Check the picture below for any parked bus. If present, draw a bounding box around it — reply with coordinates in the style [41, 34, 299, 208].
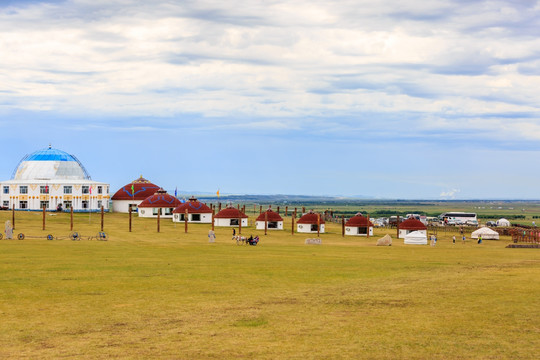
[439, 212, 478, 226]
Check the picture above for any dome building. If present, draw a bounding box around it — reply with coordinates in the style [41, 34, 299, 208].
[297, 211, 325, 233]
[214, 205, 248, 227]
[111, 176, 161, 213]
[0, 146, 109, 212]
[172, 196, 213, 223]
[345, 213, 373, 236]
[255, 208, 284, 230]
[137, 189, 181, 218]
[398, 217, 427, 238]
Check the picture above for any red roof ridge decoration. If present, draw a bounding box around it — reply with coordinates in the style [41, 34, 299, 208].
[138, 188, 181, 208]
[214, 205, 248, 219]
[345, 213, 373, 227]
[111, 175, 161, 200]
[256, 209, 283, 222]
[399, 217, 427, 230]
[173, 196, 212, 214]
[297, 211, 325, 224]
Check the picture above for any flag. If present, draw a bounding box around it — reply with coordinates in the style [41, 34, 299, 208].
[89, 186, 92, 194]
[217, 189, 220, 198]
[131, 184, 134, 197]
[175, 187, 177, 198]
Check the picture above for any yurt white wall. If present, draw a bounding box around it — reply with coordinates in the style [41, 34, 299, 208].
[296, 223, 325, 233]
[255, 221, 284, 230]
[173, 213, 212, 223]
[214, 218, 248, 227]
[345, 226, 373, 236]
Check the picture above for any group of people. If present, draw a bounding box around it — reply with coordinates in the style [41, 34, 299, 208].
[451, 234, 482, 244]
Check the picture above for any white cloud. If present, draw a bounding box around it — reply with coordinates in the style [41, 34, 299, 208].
[0, 0, 539, 141]
[440, 188, 460, 199]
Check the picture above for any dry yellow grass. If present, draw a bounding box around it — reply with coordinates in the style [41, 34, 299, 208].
[0, 210, 539, 359]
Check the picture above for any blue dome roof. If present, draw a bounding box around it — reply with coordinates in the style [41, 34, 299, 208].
[11, 146, 92, 180]
[26, 147, 77, 162]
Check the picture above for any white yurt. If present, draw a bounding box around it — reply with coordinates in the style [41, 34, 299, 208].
[398, 217, 427, 238]
[255, 208, 284, 230]
[172, 196, 213, 223]
[496, 218, 511, 227]
[471, 227, 499, 240]
[213, 205, 248, 227]
[296, 211, 325, 233]
[345, 213, 374, 236]
[404, 230, 428, 245]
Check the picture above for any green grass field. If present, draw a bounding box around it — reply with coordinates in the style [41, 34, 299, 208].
[0, 210, 539, 359]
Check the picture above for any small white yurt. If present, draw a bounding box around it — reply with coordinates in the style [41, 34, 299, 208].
[255, 208, 284, 230]
[297, 211, 325, 234]
[471, 227, 499, 240]
[345, 213, 374, 236]
[496, 218, 511, 227]
[404, 230, 428, 245]
[398, 217, 427, 238]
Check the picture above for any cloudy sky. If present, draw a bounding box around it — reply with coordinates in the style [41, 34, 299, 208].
[1, 0, 539, 199]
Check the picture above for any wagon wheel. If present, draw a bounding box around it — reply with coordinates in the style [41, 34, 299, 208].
[47, 234, 54, 241]
[97, 232, 108, 241]
[17, 233, 25, 240]
[69, 231, 80, 241]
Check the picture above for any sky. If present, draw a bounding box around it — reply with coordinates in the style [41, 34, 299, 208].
[1, 0, 540, 199]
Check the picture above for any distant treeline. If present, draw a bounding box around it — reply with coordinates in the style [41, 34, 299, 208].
[477, 215, 526, 220]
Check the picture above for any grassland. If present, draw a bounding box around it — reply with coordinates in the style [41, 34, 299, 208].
[0, 209, 539, 359]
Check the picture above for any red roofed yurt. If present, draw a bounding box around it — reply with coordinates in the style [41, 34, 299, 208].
[172, 196, 213, 223]
[255, 208, 284, 230]
[214, 205, 248, 227]
[398, 217, 427, 238]
[137, 189, 181, 218]
[111, 176, 161, 213]
[297, 211, 325, 233]
[345, 213, 373, 236]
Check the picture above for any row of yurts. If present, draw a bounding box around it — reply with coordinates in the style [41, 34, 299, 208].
[0, 146, 427, 237]
[112, 176, 427, 237]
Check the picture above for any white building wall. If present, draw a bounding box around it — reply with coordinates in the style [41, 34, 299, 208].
[296, 223, 325, 233]
[138, 207, 175, 218]
[399, 229, 427, 239]
[0, 180, 110, 212]
[172, 213, 212, 223]
[112, 200, 143, 213]
[345, 226, 373, 236]
[214, 218, 248, 227]
[255, 220, 283, 230]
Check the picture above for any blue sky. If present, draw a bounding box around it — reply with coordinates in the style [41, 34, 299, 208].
[1, 0, 540, 199]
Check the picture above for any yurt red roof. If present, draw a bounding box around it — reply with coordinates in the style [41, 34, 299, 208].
[399, 217, 427, 230]
[214, 206, 248, 219]
[138, 189, 181, 208]
[111, 176, 161, 201]
[256, 209, 283, 222]
[173, 196, 212, 214]
[345, 213, 373, 227]
[297, 211, 325, 224]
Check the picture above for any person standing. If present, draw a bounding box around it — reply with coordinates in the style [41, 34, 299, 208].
[5, 220, 13, 239]
[208, 230, 216, 243]
[462, 234, 466, 244]
[452, 235, 456, 244]
[477, 234, 482, 244]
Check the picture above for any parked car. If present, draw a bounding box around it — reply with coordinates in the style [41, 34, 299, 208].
[465, 220, 478, 226]
[486, 221, 497, 227]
